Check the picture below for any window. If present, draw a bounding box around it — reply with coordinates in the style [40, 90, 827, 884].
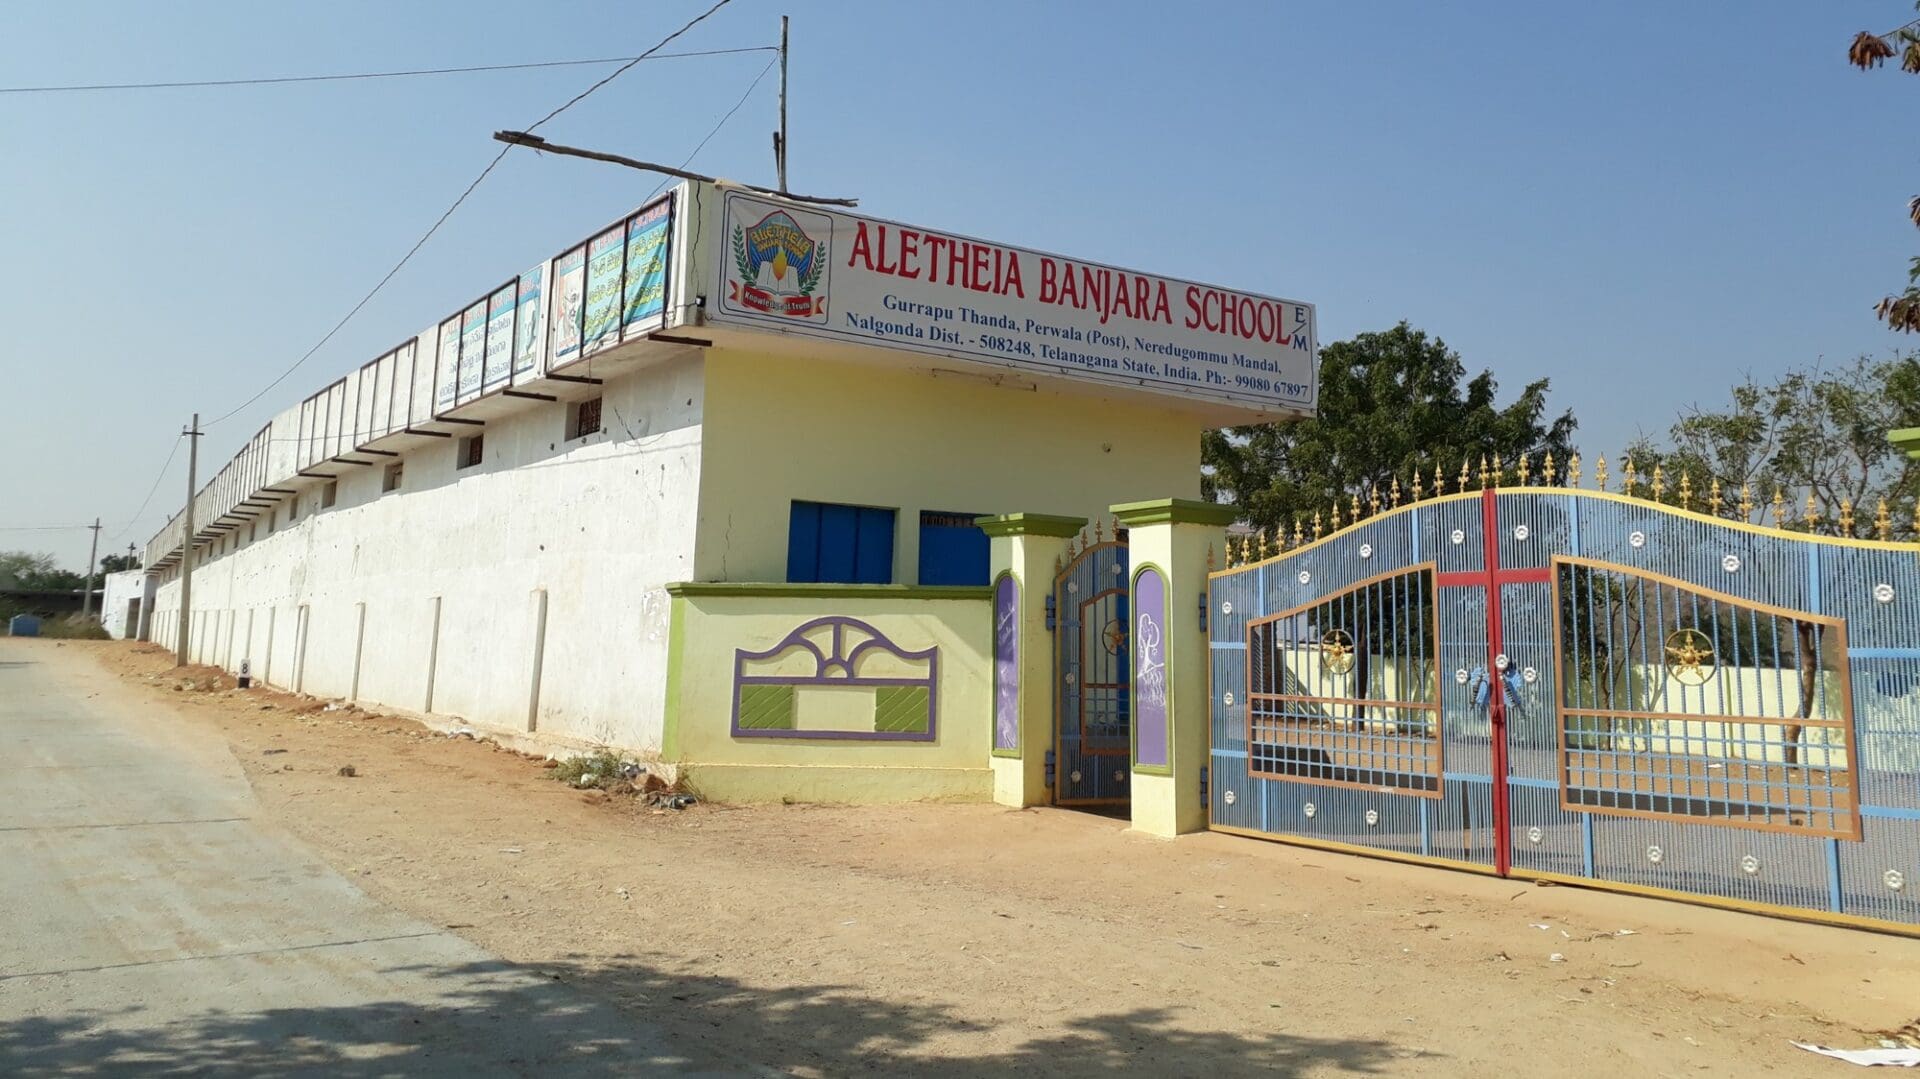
[458, 434, 484, 470]
[567, 396, 603, 440]
[319, 480, 337, 509]
[917, 510, 988, 586]
[787, 501, 895, 584]
[383, 462, 404, 492]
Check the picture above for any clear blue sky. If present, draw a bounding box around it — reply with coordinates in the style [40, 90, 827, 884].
[2, 1, 1913, 571]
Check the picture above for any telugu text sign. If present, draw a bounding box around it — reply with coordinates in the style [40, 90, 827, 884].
[712, 192, 1317, 414]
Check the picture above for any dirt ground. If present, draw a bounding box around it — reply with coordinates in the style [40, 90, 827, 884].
[52, 639, 1920, 1075]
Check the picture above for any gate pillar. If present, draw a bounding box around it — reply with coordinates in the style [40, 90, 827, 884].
[1112, 498, 1237, 837]
[977, 513, 1086, 807]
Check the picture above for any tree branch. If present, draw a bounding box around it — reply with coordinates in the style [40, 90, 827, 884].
[493, 131, 858, 206]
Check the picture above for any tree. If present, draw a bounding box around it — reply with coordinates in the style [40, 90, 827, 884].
[0, 551, 86, 591]
[1621, 353, 1920, 538]
[98, 553, 140, 573]
[1849, 7, 1920, 331]
[1203, 321, 1578, 533]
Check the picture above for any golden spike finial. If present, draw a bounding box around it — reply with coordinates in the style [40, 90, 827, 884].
[1738, 483, 1754, 522]
[1457, 457, 1471, 492]
[1569, 452, 1582, 488]
[1411, 469, 1425, 502]
[1054, 551, 1064, 574]
[1621, 455, 1636, 496]
[1330, 501, 1344, 530]
[1369, 485, 1382, 516]
[1351, 492, 1365, 523]
[1708, 476, 1722, 516]
[1222, 536, 1235, 568]
[1390, 475, 1403, 508]
[1093, 517, 1104, 543]
[1543, 452, 1557, 486]
[1593, 454, 1606, 491]
[1256, 529, 1269, 560]
[1516, 454, 1531, 487]
[1770, 487, 1788, 526]
[1650, 465, 1665, 501]
[1876, 497, 1892, 542]
[1478, 455, 1491, 489]
[1293, 517, 1305, 548]
[1491, 453, 1503, 487]
[1804, 491, 1819, 529]
[1312, 510, 1324, 540]
[1840, 498, 1856, 536]
[1677, 470, 1692, 511]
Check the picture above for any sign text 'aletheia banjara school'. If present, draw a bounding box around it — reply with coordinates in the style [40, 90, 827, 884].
[712, 191, 1317, 415]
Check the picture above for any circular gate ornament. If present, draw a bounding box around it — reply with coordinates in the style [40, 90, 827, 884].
[1321, 629, 1357, 675]
[1722, 553, 1742, 573]
[1359, 543, 1374, 559]
[1455, 668, 1470, 685]
[1114, 769, 1126, 783]
[1513, 524, 1531, 542]
[1364, 809, 1379, 827]
[1065, 672, 1077, 686]
[1629, 530, 1646, 549]
[1526, 826, 1543, 844]
[1739, 854, 1761, 876]
[1302, 802, 1318, 819]
[1875, 583, 1896, 604]
[1664, 628, 1716, 686]
[1223, 691, 1235, 706]
[1067, 580, 1079, 594]
[1495, 653, 1511, 671]
[1223, 789, 1237, 806]
[1070, 770, 1083, 783]
[1646, 844, 1665, 865]
[1221, 600, 1233, 615]
[1450, 529, 1466, 546]
[1297, 570, 1311, 585]
[1522, 666, 1539, 684]
[1887, 869, 1907, 892]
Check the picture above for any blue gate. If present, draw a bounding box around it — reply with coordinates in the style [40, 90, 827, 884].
[1209, 467, 1920, 934]
[1053, 528, 1131, 806]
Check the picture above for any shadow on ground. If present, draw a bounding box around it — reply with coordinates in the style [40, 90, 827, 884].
[2, 952, 1416, 1076]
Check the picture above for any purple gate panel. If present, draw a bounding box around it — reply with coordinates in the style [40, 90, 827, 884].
[1132, 567, 1169, 769]
[993, 574, 1020, 751]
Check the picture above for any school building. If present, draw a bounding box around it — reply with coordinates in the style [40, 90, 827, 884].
[140, 180, 1317, 833]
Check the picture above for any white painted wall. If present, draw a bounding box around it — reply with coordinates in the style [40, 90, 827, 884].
[148, 355, 705, 752]
[97, 570, 154, 639]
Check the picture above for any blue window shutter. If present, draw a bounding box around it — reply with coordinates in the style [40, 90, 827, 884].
[853, 507, 895, 584]
[917, 511, 989, 586]
[817, 503, 859, 583]
[787, 502, 822, 583]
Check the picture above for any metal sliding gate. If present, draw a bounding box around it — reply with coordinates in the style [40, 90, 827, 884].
[1208, 482, 1920, 932]
[1052, 529, 1131, 806]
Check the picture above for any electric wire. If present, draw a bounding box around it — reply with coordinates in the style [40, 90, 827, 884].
[0, 47, 776, 94]
[105, 434, 185, 545]
[201, 0, 740, 431]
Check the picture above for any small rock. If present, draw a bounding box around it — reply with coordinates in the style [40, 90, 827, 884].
[1549, 953, 1566, 963]
[263, 748, 287, 756]
[337, 765, 357, 777]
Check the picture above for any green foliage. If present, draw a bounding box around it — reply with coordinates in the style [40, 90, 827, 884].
[1622, 353, 1920, 537]
[0, 551, 85, 591]
[1847, 6, 1920, 331]
[549, 750, 640, 790]
[98, 553, 140, 573]
[1202, 322, 1577, 532]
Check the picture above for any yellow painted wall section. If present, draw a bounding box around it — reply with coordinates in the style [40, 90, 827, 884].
[693, 347, 1201, 583]
[669, 593, 992, 802]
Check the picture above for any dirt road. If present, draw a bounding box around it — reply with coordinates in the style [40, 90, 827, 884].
[14, 639, 1920, 1076]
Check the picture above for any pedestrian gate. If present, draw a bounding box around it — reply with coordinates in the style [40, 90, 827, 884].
[1053, 529, 1131, 805]
[1208, 481, 1920, 932]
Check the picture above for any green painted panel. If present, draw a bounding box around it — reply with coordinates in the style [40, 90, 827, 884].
[737, 684, 796, 730]
[872, 686, 931, 734]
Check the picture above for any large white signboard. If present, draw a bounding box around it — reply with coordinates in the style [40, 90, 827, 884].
[711, 191, 1317, 414]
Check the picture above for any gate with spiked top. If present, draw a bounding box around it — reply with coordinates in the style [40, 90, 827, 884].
[1052, 519, 1132, 806]
[1207, 454, 1920, 935]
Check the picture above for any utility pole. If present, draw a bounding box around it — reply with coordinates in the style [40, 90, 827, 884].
[777, 14, 789, 193]
[80, 518, 101, 619]
[177, 414, 201, 667]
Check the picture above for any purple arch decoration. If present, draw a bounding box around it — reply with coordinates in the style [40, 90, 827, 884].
[731, 616, 939, 741]
[993, 574, 1020, 751]
[1132, 566, 1170, 769]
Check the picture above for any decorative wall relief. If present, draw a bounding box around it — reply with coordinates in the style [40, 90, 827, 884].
[993, 573, 1020, 752]
[1132, 565, 1170, 770]
[731, 616, 939, 741]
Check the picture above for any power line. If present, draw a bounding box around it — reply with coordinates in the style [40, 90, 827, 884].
[202, 0, 739, 430]
[0, 525, 92, 532]
[105, 434, 184, 545]
[644, 55, 778, 203]
[0, 47, 776, 95]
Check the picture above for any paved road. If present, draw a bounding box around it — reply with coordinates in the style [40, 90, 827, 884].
[0, 640, 741, 1077]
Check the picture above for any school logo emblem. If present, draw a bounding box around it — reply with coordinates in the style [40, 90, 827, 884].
[728, 204, 829, 320]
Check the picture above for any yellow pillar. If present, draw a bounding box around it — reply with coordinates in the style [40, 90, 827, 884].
[1112, 498, 1235, 837]
[977, 513, 1085, 808]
